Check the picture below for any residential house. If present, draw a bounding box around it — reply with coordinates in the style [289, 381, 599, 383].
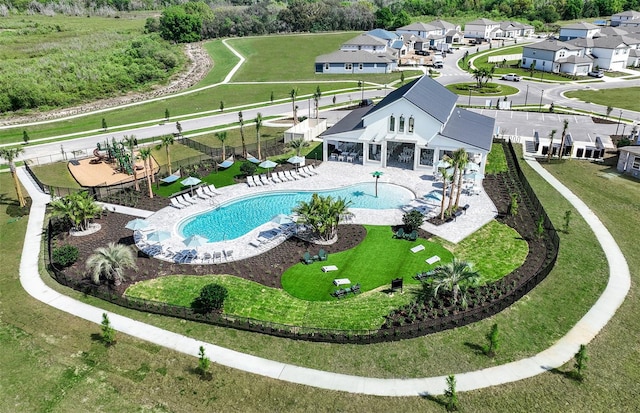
[611, 10, 640, 27]
[314, 50, 396, 74]
[497, 21, 534, 38]
[558, 22, 601, 41]
[428, 19, 464, 44]
[320, 75, 495, 174]
[521, 39, 591, 75]
[566, 36, 630, 71]
[340, 33, 388, 54]
[367, 29, 401, 47]
[616, 146, 640, 179]
[464, 18, 500, 40]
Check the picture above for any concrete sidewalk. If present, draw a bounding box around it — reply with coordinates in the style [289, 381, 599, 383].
[16, 161, 629, 396]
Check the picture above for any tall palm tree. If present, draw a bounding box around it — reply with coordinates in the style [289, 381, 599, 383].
[255, 113, 263, 160]
[290, 88, 298, 125]
[452, 149, 469, 209]
[158, 134, 175, 174]
[215, 131, 228, 161]
[0, 147, 26, 207]
[439, 165, 453, 220]
[286, 137, 309, 156]
[122, 135, 139, 191]
[558, 119, 569, 159]
[446, 149, 466, 214]
[138, 148, 154, 198]
[238, 111, 247, 158]
[546, 129, 557, 163]
[86, 242, 137, 286]
[428, 258, 480, 307]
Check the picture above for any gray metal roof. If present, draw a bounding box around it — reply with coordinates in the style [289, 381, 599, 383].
[441, 108, 495, 151]
[562, 22, 599, 30]
[613, 10, 640, 18]
[427, 19, 456, 30]
[525, 39, 582, 51]
[466, 18, 498, 26]
[397, 22, 438, 32]
[367, 75, 458, 124]
[315, 50, 392, 64]
[320, 106, 372, 137]
[342, 33, 388, 47]
[557, 55, 593, 64]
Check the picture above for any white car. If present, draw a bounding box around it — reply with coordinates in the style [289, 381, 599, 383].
[501, 73, 521, 82]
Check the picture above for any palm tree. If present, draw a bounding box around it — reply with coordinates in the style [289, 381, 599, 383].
[451, 149, 469, 210]
[86, 242, 137, 286]
[215, 131, 228, 161]
[439, 165, 453, 220]
[50, 191, 102, 231]
[485, 66, 495, 86]
[0, 147, 26, 207]
[255, 112, 263, 160]
[122, 135, 139, 191]
[471, 68, 485, 88]
[558, 119, 569, 159]
[428, 258, 480, 307]
[546, 129, 557, 163]
[290, 88, 298, 125]
[293, 194, 352, 241]
[238, 111, 247, 158]
[286, 137, 309, 156]
[138, 148, 154, 198]
[158, 134, 175, 174]
[314, 86, 322, 119]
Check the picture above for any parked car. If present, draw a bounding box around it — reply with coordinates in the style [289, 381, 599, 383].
[588, 70, 604, 78]
[501, 73, 521, 82]
[433, 61, 444, 69]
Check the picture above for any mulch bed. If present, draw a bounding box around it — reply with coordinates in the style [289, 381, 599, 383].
[53, 170, 544, 297]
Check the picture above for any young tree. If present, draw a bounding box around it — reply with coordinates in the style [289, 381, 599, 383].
[427, 259, 480, 308]
[137, 148, 154, 198]
[158, 134, 175, 175]
[0, 147, 27, 207]
[270, 91, 274, 103]
[22, 130, 29, 145]
[219, 100, 224, 112]
[558, 119, 569, 159]
[485, 323, 500, 357]
[164, 108, 170, 120]
[285, 137, 309, 156]
[215, 131, 228, 161]
[448, 148, 469, 213]
[101, 313, 116, 345]
[255, 112, 263, 160]
[197, 345, 210, 377]
[102, 118, 108, 131]
[238, 111, 247, 158]
[400, 71, 405, 85]
[86, 242, 137, 286]
[444, 375, 459, 411]
[314, 86, 322, 119]
[290, 88, 298, 125]
[606, 105, 613, 119]
[438, 165, 453, 220]
[546, 129, 557, 163]
[122, 135, 139, 191]
[192, 284, 228, 313]
[574, 344, 588, 381]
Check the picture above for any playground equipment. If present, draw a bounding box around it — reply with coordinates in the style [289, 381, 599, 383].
[94, 139, 134, 175]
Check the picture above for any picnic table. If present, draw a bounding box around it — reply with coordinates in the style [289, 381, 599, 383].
[333, 278, 350, 286]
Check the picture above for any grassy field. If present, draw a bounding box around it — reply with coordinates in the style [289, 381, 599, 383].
[446, 82, 519, 96]
[564, 86, 640, 112]
[2, 143, 638, 409]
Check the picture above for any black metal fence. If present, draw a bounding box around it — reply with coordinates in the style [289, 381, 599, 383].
[45, 141, 560, 344]
[181, 136, 285, 160]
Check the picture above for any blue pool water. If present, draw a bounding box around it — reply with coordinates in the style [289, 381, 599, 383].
[178, 182, 414, 242]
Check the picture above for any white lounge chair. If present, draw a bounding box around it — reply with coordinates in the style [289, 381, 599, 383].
[246, 175, 256, 187]
[176, 195, 192, 207]
[259, 174, 272, 185]
[182, 194, 198, 204]
[271, 173, 282, 184]
[205, 185, 221, 196]
[307, 164, 318, 175]
[170, 197, 185, 209]
[297, 168, 309, 178]
[195, 187, 210, 199]
[286, 170, 299, 180]
[214, 251, 222, 263]
[276, 171, 288, 182]
[224, 250, 234, 261]
[301, 166, 313, 177]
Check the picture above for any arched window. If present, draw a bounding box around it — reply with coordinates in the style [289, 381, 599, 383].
[389, 116, 395, 132]
[399, 115, 405, 132]
[408, 116, 415, 133]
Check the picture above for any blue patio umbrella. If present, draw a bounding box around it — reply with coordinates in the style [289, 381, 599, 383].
[259, 160, 278, 177]
[183, 234, 209, 247]
[288, 156, 305, 171]
[181, 176, 202, 195]
[436, 159, 451, 169]
[125, 218, 149, 231]
[424, 190, 443, 204]
[271, 214, 293, 225]
[465, 162, 480, 172]
[465, 172, 485, 181]
[147, 230, 171, 244]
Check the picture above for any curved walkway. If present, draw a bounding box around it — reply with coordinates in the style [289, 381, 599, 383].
[16, 159, 629, 396]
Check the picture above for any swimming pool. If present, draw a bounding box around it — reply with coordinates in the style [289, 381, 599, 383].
[178, 182, 414, 242]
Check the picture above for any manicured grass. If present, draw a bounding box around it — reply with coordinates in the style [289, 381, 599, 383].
[564, 86, 640, 112]
[29, 161, 81, 189]
[485, 142, 508, 174]
[150, 142, 206, 167]
[282, 226, 453, 301]
[189, 126, 287, 149]
[190, 39, 240, 88]
[446, 82, 519, 96]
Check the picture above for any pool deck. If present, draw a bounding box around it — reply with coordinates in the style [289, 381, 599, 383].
[141, 162, 498, 263]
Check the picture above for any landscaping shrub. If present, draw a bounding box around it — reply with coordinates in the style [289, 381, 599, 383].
[192, 284, 228, 313]
[402, 210, 424, 232]
[52, 244, 79, 267]
[240, 161, 257, 177]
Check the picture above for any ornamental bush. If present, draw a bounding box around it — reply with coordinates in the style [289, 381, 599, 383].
[192, 284, 228, 313]
[52, 244, 79, 267]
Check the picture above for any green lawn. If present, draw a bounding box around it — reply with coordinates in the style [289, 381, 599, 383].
[446, 82, 519, 96]
[28, 161, 81, 189]
[564, 86, 640, 112]
[189, 126, 287, 149]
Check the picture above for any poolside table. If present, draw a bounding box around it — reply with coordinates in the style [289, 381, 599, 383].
[322, 265, 338, 272]
[333, 278, 350, 286]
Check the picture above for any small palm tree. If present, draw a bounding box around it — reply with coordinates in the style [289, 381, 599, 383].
[546, 129, 557, 163]
[122, 135, 139, 191]
[439, 165, 453, 220]
[428, 258, 480, 307]
[558, 119, 569, 159]
[255, 112, 263, 160]
[238, 111, 247, 158]
[86, 242, 137, 286]
[215, 131, 228, 161]
[447, 148, 468, 213]
[313, 86, 322, 119]
[0, 147, 26, 207]
[137, 148, 154, 198]
[290, 88, 298, 125]
[158, 134, 175, 175]
[293, 194, 352, 241]
[50, 191, 102, 231]
[286, 137, 309, 156]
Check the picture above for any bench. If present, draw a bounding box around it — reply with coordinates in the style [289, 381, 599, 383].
[410, 244, 425, 253]
[426, 255, 441, 265]
[322, 265, 338, 272]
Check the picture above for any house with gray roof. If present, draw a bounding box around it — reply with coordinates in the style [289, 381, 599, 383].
[521, 39, 591, 75]
[559, 22, 601, 41]
[617, 146, 640, 179]
[340, 33, 389, 54]
[320, 75, 494, 174]
[314, 50, 396, 74]
[566, 35, 631, 71]
[611, 10, 640, 27]
[464, 18, 500, 40]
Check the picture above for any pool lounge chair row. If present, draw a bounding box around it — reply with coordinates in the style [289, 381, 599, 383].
[249, 225, 295, 249]
[159, 247, 233, 264]
[170, 186, 220, 209]
[246, 165, 318, 187]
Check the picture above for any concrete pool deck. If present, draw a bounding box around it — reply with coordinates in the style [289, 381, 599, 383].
[141, 161, 499, 263]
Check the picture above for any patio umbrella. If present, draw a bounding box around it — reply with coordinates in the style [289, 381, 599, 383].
[287, 156, 305, 171]
[146, 230, 171, 244]
[183, 234, 208, 248]
[465, 162, 480, 172]
[271, 214, 293, 225]
[424, 191, 443, 204]
[371, 171, 383, 197]
[181, 176, 202, 195]
[259, 160, 278, 177]
[125, 218, 149, 231]
[436, 159, 451, 169]
[465, 172, 485, 181]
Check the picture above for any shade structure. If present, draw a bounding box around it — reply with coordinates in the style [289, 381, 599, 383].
[424, 190, 443, 204]
[160, 174, 180, 184]
[246, 153, 261, 164]
[287, 156, 305, 164]
[181, 176, 202, 186]
[465, 172, 485, 181]
[183, 234, 208, 247]
[465, 162, 480, 172]
[147, 230, 171, 243]
[436, 160, 451, 168]
[259, 160, 278, 169]
[271, 214, 293, 225]
[125, 218, 149, 231]
[218, 156, 234, 169]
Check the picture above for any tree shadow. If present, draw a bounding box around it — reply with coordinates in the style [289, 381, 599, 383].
[464, 341, 486, 356]
[542, 365, 582, 382]
[419, 392, 447, 408]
